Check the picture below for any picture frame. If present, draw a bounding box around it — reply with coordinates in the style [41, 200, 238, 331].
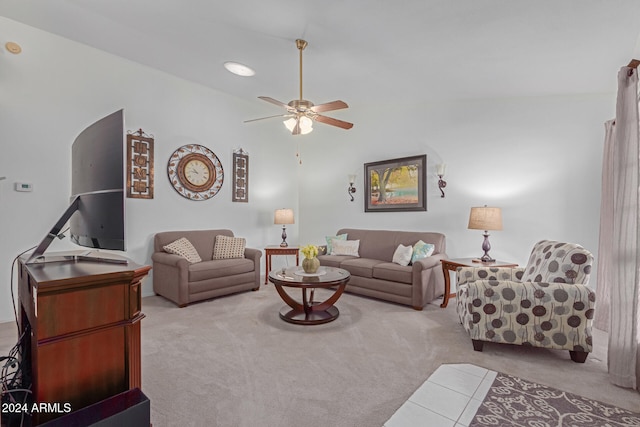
[364, 154, 427, 212]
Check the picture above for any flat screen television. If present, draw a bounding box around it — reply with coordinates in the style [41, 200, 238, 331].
[26, 109, 127, 264]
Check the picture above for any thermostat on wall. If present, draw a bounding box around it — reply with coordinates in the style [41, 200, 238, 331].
[15, 182, 33, 192]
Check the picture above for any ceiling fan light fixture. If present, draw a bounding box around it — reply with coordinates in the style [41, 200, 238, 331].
[246, 39, 352, 132]
[223, 61, 255, 77]
[284, 116, 313, 135]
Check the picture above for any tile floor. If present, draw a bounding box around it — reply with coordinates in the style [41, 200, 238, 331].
[384, 363, 497, 427]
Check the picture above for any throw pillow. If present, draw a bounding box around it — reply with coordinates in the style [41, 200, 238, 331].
[331, 239, 360, 257]
[163, 237, 202, 264]
[411, 240, 435, 264]
[213, 235, 246, 260]
[325, 233, 347, 255]
[392, 244, 413, 266]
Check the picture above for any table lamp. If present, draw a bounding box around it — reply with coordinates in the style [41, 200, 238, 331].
[274, 208, 294, 247]
[468, 206, 502, 262]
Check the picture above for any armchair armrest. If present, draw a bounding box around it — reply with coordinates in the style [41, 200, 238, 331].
[456, 266, 525, 286]
[462, 279, 594, 307]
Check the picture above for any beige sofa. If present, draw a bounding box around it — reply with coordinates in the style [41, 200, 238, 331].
[152, 229, 262, 307]
[317, 228, 447, 310]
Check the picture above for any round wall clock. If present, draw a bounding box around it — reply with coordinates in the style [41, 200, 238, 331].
[168, 144, 224, 200]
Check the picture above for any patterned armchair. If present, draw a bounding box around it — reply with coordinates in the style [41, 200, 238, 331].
[456, 240, 595, 363]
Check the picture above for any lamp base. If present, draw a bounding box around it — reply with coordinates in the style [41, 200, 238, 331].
[479, 232, 495, 263]
[280, 225, 288, 247]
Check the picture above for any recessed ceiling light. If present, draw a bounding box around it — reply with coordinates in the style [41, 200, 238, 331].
[224, 61, 255, 77]
[5, 41, 22, 54]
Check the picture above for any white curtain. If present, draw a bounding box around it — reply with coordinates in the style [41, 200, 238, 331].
[594, 120, 615, 332]
[596, 65, 640, 390]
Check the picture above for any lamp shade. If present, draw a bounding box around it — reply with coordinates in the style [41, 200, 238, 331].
[468, 206, 503, 231]
[274, 208, 295, 225]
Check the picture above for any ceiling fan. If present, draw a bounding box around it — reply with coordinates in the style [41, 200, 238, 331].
[245, 39, 353, 135]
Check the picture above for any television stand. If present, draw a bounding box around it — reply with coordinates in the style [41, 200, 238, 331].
[26, 250, 129, 265]
[17, 255, 150, 425]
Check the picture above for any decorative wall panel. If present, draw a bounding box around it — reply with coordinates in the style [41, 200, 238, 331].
[126, 130, 154, 199]
[232, 149, 249, 203]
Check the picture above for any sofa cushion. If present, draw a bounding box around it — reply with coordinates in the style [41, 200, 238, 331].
[332, 239, 360, 257]
[189, 258, 254, 282]
[411, 240, 435, 264]
[317, 254, 357, 268]
[392, 244, 413, 266]
[163, 237, 202, 264]
[213, 235, 246, 259]
[325, 233, 347, 255]
[339, 258, 384, 278]
[373, 262, 413, 284]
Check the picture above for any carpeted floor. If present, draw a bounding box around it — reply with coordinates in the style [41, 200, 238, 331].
[471, 371, 640, 426]
[1, 284, 639, 426]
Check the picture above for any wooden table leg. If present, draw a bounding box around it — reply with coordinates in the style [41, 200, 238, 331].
[275, 284, 346, 325]
[441, 263, 451, 308]
[265, 253, 271, 284]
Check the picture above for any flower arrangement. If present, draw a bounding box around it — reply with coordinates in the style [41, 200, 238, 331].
[300, 244, 319, 259]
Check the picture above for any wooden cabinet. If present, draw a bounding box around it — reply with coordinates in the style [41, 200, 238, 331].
[18, 254, 150, 425]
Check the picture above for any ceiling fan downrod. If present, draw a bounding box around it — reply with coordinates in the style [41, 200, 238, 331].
[296, 39, 307, 101]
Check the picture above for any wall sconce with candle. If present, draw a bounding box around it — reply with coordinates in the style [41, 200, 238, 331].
[437, 164, 447, 198]
[348, 174, 356, 201]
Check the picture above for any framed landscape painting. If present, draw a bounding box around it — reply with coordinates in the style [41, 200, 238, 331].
[364, 154, 427, 212]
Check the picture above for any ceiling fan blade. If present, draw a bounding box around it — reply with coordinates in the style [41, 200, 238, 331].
[258, 96, 290, 109]
[310, 100, 349, 113]
[244, 113, 293, 123]
[314, 114, 354, 130]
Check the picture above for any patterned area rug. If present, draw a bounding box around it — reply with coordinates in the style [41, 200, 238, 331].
[471, 372, 640, 426]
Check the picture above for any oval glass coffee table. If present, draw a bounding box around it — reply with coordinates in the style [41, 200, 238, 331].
[268, 266, 350, 325]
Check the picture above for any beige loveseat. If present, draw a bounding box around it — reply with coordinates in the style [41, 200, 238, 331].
[152, 229, 262, 307]
[317, 229, 447, 310]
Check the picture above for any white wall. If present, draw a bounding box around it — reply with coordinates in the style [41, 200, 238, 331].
[0, 17, 299, 323]
[298, 95, 612, 281]
[0, 17, 615, 323]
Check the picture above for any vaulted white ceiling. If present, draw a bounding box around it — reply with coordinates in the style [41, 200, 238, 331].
[2, 1, 640, 109]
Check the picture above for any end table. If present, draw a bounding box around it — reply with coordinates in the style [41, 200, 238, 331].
[440, 258, 518, 308]
[264, 246, 299, 284]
